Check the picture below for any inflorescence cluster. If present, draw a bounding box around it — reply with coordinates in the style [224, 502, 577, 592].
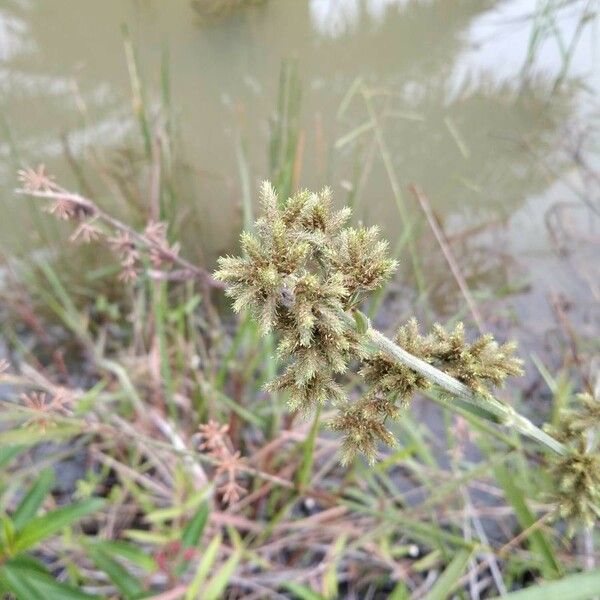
[545, 393, 600, 531]
[216, 183, 385, 417]
[333, 319, 523, 463]
[215, 183, 523, 464]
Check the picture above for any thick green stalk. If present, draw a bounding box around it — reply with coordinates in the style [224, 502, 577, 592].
[360, 322, 567, 456]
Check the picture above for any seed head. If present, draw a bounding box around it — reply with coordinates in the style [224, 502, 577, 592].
[550, 447, 600, 534]
[329, 226, 398, 296]
[19, 390, 70, 431]
[216, 184, 523, 463]
[428, 323, 523, 397]
[69, 220, 102, 244]
[216, 184, 396, 420]
[17, 164, 56, 192]
[546, 393, 600, 444]
[545, 392, 600, 532]
[330, 401, 397, 465]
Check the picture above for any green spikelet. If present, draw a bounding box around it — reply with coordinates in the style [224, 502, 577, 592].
[550, 447, 600, 534]
[329, 226, 398, 295]
[330, 401, 397, 466]
[428, 323, 523, 397]
[360, 319, 434, 402]
[545, 392, 600, 533]
[546, 393, 600, 443]
[216, 184, 396, 422]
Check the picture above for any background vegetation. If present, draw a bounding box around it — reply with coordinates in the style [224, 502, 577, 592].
[0, 1, 599, 598]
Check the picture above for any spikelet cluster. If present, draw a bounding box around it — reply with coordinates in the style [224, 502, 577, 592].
[545, 393, 600, 532]
[363, 320, 522, 398]
[215, 183, 396, 419]
[216, 183, 523, 464]
[331, 319, 523, 463]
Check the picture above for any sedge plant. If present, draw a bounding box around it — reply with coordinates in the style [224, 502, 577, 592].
[215, 181, 600, 531]
[15, 170, 600, 533]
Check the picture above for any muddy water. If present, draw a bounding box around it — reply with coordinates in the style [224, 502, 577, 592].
[0, 1, 598, 338]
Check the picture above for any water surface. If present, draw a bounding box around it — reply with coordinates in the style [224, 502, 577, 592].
[1, 0, 598, 337]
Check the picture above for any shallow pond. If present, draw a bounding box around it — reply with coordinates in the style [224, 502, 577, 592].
[1, 0, 598, 340]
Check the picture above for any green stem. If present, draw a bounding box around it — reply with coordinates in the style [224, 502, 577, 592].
[359, 322, 567, 456]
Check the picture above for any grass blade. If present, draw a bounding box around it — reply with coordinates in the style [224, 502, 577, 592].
[185, 534, 222, 600]
[0, 445, 26, 469]
[495, 464, 560, 578]
[0, 558, 99, 600]
[282, 582, 327, 600]
[92, 540, 157, 572]
[13, 469, 55, 530]
[203, 549, 242, 600]
[491, 569, 600, 599]
[86, 544, 143, 599]
[425, 548, 473, 600]
[14, 498, 104, 553]
[181, 501, 209, 549]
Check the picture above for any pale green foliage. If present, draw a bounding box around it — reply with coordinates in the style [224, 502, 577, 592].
[216, 183, 524, 464]
[545, 393, 600, 532]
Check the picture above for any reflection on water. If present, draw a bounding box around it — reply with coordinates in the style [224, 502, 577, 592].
[0, 8, 30, 62]
[309, 0, 418, 38]
[0, 0, 597, 329]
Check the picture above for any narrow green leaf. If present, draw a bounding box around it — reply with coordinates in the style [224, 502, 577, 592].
[185, 534, 222, 600]
[1, 515, 16, 553]
[14, 498, 104, 553]
[0, 565, 40, 600]
[0, 445, 26, 468]
[87, 545, 143, 599]
[146, 487, 212, 524]
[2, 554, 48, 573]
[343, 500, 475, 550]
[204, 549, 241, 600]
[389, 581, 410, 600]
[495, 464, 560, 578]
[323, 534, 347, 599]
[0, 426, 82, 447]
[281, 582, 327, 600]
[13, 469, 55, 530]
[182, 502, 209, 549]
[491, 569, 600, 599]
[92, 540, 157, 572]
[352, 309, 369, 335]
[297, 406, 321, 488]
[424, 548, 473, 600]
[0, 559, 99, 600]
[209, 386, 265, 427]
[124, 529, 170, 545]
